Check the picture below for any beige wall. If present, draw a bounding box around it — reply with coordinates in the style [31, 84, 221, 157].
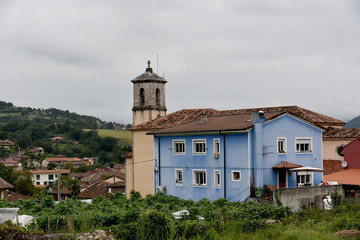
[133, 110, 166, 126]
[126, 130, 155, 197]
[323, 140, 351, 161]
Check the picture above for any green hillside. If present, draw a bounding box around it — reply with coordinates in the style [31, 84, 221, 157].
[84, 129, 132, 146]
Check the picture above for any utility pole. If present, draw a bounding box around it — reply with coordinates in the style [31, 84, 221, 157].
[57, 163, 61, 202]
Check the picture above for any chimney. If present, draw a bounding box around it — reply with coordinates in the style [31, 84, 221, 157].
[200, 114, 208, 124]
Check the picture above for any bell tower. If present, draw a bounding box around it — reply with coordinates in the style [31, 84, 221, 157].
[131, 60, 167, 125]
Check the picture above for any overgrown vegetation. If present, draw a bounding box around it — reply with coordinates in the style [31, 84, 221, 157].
[2, 192, 360, 239]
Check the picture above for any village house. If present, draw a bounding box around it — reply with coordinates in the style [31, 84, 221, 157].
[30, 169, 70, 187]
[41, 157, 83, 168]
[0, 177, 14, 200]
[0, 139, 14, 149]
[324, 137, 360, 187]
[126, 63, 350, 199]
[29, 147, 44, 155]
[149, 110, 326, 201]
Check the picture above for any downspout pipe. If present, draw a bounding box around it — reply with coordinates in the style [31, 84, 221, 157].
[220, 132, 226, 199]
[155, 136, 161, 189]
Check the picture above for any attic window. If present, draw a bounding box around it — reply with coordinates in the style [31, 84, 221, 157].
[336, 145, 344, 158]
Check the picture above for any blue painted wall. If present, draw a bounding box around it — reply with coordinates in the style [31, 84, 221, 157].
[154, 114, 323, 201]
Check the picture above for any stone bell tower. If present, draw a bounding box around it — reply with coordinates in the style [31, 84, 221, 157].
[131, 60, 167, 126]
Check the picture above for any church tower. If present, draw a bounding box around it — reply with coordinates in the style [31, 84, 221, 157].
[131, 60, 167, 126]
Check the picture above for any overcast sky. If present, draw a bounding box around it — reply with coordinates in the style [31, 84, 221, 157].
[1, 1, 360, 125]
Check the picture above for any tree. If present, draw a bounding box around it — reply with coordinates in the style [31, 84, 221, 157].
[11, 171, 35, 195]
[65, 178, 81, 197]
[0, 165, 13, 182]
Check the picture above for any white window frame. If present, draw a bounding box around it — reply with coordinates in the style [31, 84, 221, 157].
[213, 138, 220, 154]
[214, 170, 221, 188]
[175, 169, 183, 186]
[295, 138, 312, 153]
[277, 137, 287, 154]
[172, 140, 186, 155]
[232, 171, 241, 181]
[193, 169, 207, 186]
[297, 171, 313, 186]
[192, 139, 207, 155]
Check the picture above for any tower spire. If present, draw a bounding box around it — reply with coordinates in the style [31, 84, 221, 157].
[146, 60, 153, 73]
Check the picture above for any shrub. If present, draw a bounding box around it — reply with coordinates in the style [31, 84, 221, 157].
[174, 220, 209, 239]
[138, 210, 172, 240]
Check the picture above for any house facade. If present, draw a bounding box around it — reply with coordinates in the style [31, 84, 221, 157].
[30, 169, 70, 186]
[151, 111, 324, 202]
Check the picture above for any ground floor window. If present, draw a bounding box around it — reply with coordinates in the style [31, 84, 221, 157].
[175, 169, 183, 186]
[193, 170, 207, 186]
[297, 171, 313, 186]
[232, 171, 241, 181]
[214, 170, 221, 188]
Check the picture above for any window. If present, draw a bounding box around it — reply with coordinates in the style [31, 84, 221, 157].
[44, 181, 48, 185]
[48, 174, 54, 180]
[193, 170, 207, 186]
[232, 171, 241, 181]
[156, 88, 160, 106]
[296, 138, 312, 153]
[297, 171, 313, 186]
[193, 139, 206, 154]
[140, 88, 145, 105]
[214, 170, 221, 188]
[36, 182, 40, 185]
[173, 140, 185, 154]
[36, 175, 40, 180]
[49, 181, 54, 186]
[277, 138, 286, 153]
[213, 139, 220, 154]
[175, 169, 183, 186]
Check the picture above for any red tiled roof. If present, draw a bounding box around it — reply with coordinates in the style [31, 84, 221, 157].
[323, 127, 360, 140]
[30, 169, 70, 174]
[121, 153, 132, 158]
[45, 158, 82, 162]
[0, 177, 14, 189]
[273, 161, 303, 169]
[131, 106, 345, 131]
[324, 169, 360, 186]
[78, 181, 108, 199]
[150, 112, 282, 134]
[323, 160, 344, 176]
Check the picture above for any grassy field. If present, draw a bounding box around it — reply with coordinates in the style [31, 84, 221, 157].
[84, 129, 132, 146]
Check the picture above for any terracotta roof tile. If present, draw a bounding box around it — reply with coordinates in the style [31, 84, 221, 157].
[323, 127, 360, 140]
[150, 112, 286, 135]
[0, 177, 14, 189]
[323, 160, 345, 175]
[131, 106, 344, 131]
[45, 158, 82, 162]
[324, 169, 360, 185]
[273, 161, 303, 169]
[30, 169, 70, 174]
[78, 181, 108, 199]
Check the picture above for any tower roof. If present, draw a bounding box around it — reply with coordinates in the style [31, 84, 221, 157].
[131, 60, 167, 83]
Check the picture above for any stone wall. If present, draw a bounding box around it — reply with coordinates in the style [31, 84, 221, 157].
[272, 185, 344, 212]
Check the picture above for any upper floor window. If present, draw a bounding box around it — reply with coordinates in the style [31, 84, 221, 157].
[213, 139, 220, 154]
[156, 88, 160, 106]
[36, 175, 40, 180]
[175, 169, 183, 186]
[296, 138, 312, 153]
[277, 137, 287, 153]
[48, 174, 54, 180]
[140, 88, 145, 105]
[193, 170, 207, 186]
[193, 139, 206, 154]
[173, 140, 185, 154]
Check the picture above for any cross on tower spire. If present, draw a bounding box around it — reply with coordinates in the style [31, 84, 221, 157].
[146, 60, 153, 73]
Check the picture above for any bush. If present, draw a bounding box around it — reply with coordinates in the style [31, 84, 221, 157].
[138, 211, 172, 240]
[174, 220, 209, 239]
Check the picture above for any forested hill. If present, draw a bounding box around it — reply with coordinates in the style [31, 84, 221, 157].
[0, 100, 129, 129]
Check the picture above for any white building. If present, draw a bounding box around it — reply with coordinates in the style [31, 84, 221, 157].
[30, 169, 70, 186]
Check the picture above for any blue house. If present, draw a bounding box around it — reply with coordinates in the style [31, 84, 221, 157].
[149, 109, 324, 202]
